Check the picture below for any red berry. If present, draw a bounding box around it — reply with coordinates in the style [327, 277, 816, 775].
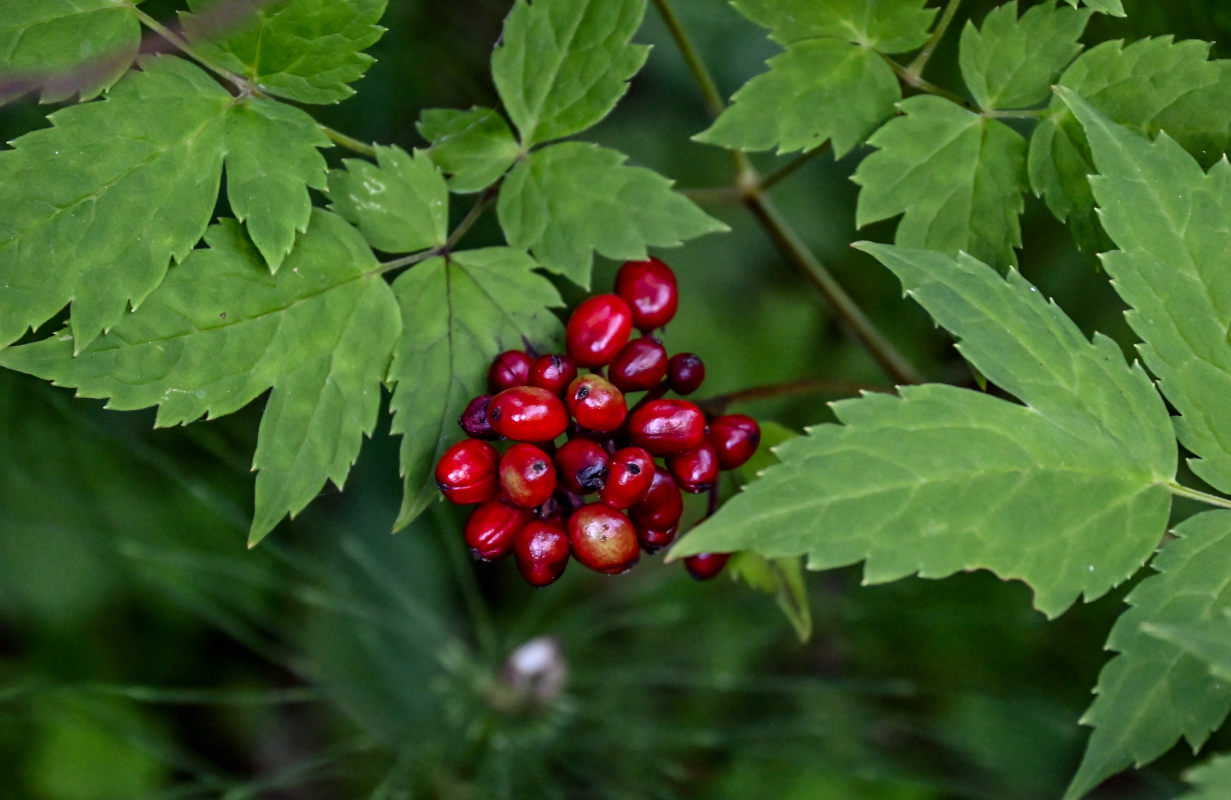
[629, 469, 683, 532]
[488, 386, 569, 442]
[464, 498, 530, 560]
[668, 442, 719, 493]
[615, 257, 678, 332]
[600, 446, 655, 509]
[458, 395, 498, 439]
[609, 336, 669, 392]
[708, 414, 761, 470]
[667, 353, 705, 395]
[636, 525, 677, 553]
[568, 503, 640, 574]
[488, 349, 533, 392]
[626, 399, 707, 455]
[553, 438, 610, 495]
[566, 374, 627, 432]
[435, 439, 499, 504]
[565, 294, 633, 368]
[499, 443, 557, 508]
[529, 353, 578, 396]
[514, 519, 571, 586]
[684, 552, 730, 581]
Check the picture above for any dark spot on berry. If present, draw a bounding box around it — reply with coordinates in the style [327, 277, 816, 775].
[532, 460, 546, 474]
[576, 385, 590, 400]
[750, 432, 761, 445]
[626, 463, 641, 475]
[578, 463, 608, 492]
[491, 407, 502, 421]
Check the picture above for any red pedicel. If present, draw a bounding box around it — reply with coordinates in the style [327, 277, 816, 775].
[599, 446, 655, 509]
[514, 519, 571, 586]
[528, 353, 578, 396]
[609, 336, 669, 392]
[487, 386, 569, 442]
[684, 552, 731, 581]
[629, 469, 684, 532]
[487, 349, 533, 392]
[568, 503, 640, 574]
[464, 498, 530, 561]
[668, 442, 719, 493]
[626, 399, 707, 455]
[667, 352, 705, 395]
[566, 374, 627, 432]
[708, 414, 762, 470]
[499, 443, 558, 508]
[553, 438, 610, 494]
[615, 257, 678, 332]
[565, 294, 633, 368]
[435, 439, 499, 504]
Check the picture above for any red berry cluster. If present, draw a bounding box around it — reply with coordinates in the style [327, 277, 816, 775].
[434, 257, 760, 587]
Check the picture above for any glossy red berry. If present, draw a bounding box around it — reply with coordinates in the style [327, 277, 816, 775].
[667, 353, 705, 395]
[458, 395, 498, 439]
[528, 353, 578, 396]
[629, 469, 683, 532]
[636, 525, 678, 553]
[684, 552, 730, 581]
[488, 349, 533, 392]
[609, 337, 669, 392]
[499, 443, 557, 508]
[668, 442, 719, 493]
[600, 446, 655, 509]
[568, 503, 640, 574]
[626, 399, 707, 455]
[435, 439, 499, 504]
[565, 294, 633, 368]
[514, 519, 571, 587]
[566, 374, 627, 432]
[553, 438, 610, 495]
[708, 414, 762, 470]
[464, 498, 530, 561]
[615, 257, 678, 332]
[488, 386, 569, 442]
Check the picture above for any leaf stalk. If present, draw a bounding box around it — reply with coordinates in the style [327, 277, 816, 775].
[1166, 481, 1231, 512]
[905, 0, 963, 79]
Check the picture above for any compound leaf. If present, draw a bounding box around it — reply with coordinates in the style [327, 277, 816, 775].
[730, 0, 936, 52]
[388, 248, 563, 530]
[224, 98, 330, 272]
[853, 95, 1027, 268]
[696, 38, 898, 157]
[959, 1, 1090, 111]
[0, 0, 141, 103]
[329, 145, 449, 254]
[0, 55, 230, 352]
[497, 142, 727, 288]
[672, 245, 1174, 619]
[492, 0, 648, 146]
[417, 106, 520, 193]
[0, 211, 399, 546]
[1064, 511, 1231, 800]
[1062, 89, 1231, 496]
[1179, 754, 1231, 800]
[1029, 38, 1231, 249]
[182, 0, 386, 104]
[1061, 0, 1124, 16]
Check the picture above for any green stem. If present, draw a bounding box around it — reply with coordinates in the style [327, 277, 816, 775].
[651, 0, 727, 121]
[983, 108, 1048, 120]
[372, 186, 498, 276]
[697, 377, 895, 415]
[906, 0, 963, 78]
[883, 52, 970, 106]
[759, 146, 828, 193]
[322, 124, 377, 157]
[1166, 481, 1231, 511]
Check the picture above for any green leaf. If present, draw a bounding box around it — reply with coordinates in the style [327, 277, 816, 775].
[727, 553, 812, 642]
[1180, 754, 1231, 800]
[695, 39, 899, 157]
[959, 1, 1090, 111]
[328, 145, 449, 254]
[1061, 89, 1231, 496]
[417, 107, 520, 193]
[672, 246, 1175, 619]
[1029, 38, 1231, 249]
[388, 248, 563, 529]
[0, 211, 400, 545]
[853, 95, 1028, 268]
[1061, 0, 1124, 16]
[491, 0, 649, 145]
[224, 98, 330, 271]
[497, 142, 727, 287]
[0, 55, 230, 352]
[0, 0, 141, 103]
[181, 0, 386, 104]
[1144, 613, 1231, 683]
[1064, 511, 1231, 800]
[730, 0, 936, 52]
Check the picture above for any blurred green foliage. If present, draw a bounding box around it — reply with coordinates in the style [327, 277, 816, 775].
[3, 0, 1230, 797]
